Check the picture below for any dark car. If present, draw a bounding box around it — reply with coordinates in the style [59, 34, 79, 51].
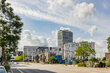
[0, 66, 7, 73]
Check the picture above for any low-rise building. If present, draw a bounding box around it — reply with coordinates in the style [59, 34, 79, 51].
[24, 46, 62, 61]
[64, 42, 95, 60]
[24, 46, 38, 61]
[64, 42, 79, 60]
[105, 52, 110, 61]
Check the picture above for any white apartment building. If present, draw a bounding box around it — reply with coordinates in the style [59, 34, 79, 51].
[64, 42, 95, 60]
[64, 42, 79, 60]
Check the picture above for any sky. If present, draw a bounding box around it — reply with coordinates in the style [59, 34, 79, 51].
[6, 0, 110, 58]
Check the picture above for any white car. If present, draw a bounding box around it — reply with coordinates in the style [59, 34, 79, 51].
[0, 66, 7, 73]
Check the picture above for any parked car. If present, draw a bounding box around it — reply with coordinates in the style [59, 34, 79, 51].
[0, 66, 7, 73]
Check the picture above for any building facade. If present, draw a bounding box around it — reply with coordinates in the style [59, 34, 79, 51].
[64, 42, 79, 60]
[24, 46, 62, 61]
[105, 52, 110, 61]
[64, 42, 95, 60]
[58, 30, 73, 49]
[24, 46, 38, 61]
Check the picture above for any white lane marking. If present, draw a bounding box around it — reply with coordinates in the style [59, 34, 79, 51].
[11, 69, 13, 73]
[17, 69, 24, 73]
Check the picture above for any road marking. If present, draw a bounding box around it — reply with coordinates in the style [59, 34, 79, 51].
[11, 69, 13, 73]
[17, 69, 24, 73]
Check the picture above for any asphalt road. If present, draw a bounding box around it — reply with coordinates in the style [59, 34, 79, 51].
[11, 63, 56, 73]
[11, 63, 110, 73]
[11, 68, 56, 73]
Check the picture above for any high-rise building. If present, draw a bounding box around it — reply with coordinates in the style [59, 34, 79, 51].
[58, 29, 73, 48]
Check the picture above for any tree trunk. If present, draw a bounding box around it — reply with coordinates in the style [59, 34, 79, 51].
[1, 47, 5, 65]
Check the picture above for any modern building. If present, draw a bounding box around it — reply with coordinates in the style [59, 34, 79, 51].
[24, 46, 38, 61]
[36, 47, 62, 55]
[58, 29, 73, 49]
[64, 42, 95, 60]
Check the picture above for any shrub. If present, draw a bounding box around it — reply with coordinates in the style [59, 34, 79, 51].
[15, 53, 27, 61]
[15, 56, 22, 61]
[74, 59, 80, 64]
[78, 63, 86, 67]
[106, 61, 110, 67]
[48, 56, 57, 64]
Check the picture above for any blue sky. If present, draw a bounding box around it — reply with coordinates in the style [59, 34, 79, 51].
[7, 0, 110, 58]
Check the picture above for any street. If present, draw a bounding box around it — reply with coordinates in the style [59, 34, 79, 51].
[11, 63, 110, 73]
[12, 68, 55, 73]
[11, 63, 55, 73]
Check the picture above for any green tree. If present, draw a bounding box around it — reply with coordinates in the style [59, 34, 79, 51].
[74, 41, 96, 61]
[107, 37, 110, 52]
[89, 57, 99, 63]
[0, 0, 23, 65]
[48, 56, 57, 64]
[102, 56, 106, 62]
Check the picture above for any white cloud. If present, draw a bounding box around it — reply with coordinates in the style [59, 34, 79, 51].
[47, 0, 73, 9]
[7, 0, 95, 36]
[60, 27, 71, 31]
[74, 2, 95, 20]
[51, 30, 58, 46]
[88, 25, 97, 37]
[18, 30, 56, 49]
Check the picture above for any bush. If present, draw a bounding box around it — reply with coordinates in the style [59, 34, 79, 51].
[15, 56, 22, 61]
[78, 63, 86, 67]
[74, 59, 80, 64]
[15, 53, 27, 61]
[106, 61, 110, 67]
[48, 56, 57, 64]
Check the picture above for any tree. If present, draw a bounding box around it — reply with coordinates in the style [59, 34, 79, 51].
[74, 41, 96, 62]
[89, 57, 99, 63]
[48, 56, 57, 64]
[102, 57, 106, 62]
[107, 37, 110, 52]
[0, 0, 23, 65]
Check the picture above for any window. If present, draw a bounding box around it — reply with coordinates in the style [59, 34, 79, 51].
[0, 67, 6, 73]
